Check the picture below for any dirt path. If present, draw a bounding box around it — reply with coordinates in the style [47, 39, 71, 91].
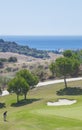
[36, 77, 82, 87]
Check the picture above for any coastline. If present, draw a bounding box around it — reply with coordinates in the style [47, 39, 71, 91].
[0, 35, 82, 50]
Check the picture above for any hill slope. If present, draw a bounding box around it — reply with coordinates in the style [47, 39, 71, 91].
[0, 39, 50, 58]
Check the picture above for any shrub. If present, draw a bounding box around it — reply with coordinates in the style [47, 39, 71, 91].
[8, 57, 17, 62]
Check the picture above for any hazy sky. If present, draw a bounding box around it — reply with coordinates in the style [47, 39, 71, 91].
[0, 0, 82, 35]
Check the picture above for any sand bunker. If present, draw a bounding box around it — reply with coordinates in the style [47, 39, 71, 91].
[47, 99, 77, 106]
[0, 90, 9, 96]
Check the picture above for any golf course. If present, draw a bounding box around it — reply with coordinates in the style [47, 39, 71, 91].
[0, 80, 82, 130]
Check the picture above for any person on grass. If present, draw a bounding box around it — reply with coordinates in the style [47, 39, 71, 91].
[3, 111, 7, 121]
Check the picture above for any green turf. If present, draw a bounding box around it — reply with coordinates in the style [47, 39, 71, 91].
[0, 80, 82, 130]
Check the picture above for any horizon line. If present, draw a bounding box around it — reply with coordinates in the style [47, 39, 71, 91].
[0, 34, 82, 37]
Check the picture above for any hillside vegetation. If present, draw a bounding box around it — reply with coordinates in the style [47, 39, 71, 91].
[0, 39, 50, 58]
[0, 39, 62, 82]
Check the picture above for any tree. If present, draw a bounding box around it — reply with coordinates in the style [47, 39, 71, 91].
[63, 50, 73, 58]
[71, 59, 80, 77]
[49, 62, 56, 78]
[8, 76, 29, 102]
[53, 57, 72, 88]
[21, 81, 29, 100]
[63, 50, 80, 61]
[8, 56, 17, 62]
[16, 69, 39, 88]
[0, 61, 4, 68]
[0, 87, 2, 95]
[0, 77, 10, 90]
[63, 50, 80, 77]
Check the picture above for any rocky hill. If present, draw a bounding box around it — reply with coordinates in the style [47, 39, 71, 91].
[0, 39, 50, 58]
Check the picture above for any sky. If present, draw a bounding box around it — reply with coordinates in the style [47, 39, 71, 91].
[0, 0, 82, 36]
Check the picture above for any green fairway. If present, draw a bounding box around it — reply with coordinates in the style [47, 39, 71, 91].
[0, 80, 82, 130]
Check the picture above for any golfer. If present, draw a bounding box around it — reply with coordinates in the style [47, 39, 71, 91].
[3, 111, 7, 121]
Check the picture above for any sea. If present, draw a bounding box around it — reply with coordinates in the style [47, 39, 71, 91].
[0, 35, 82, 51]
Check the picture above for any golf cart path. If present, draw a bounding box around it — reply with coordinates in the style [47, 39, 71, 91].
[2, 77, 82, 96]
[37, 77, 82, 87]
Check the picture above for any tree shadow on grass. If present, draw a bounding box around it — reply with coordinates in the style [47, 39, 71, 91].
[56, 87, 82, 96]
[0, 103, 6, 108]
[11, 98, 41, 107]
